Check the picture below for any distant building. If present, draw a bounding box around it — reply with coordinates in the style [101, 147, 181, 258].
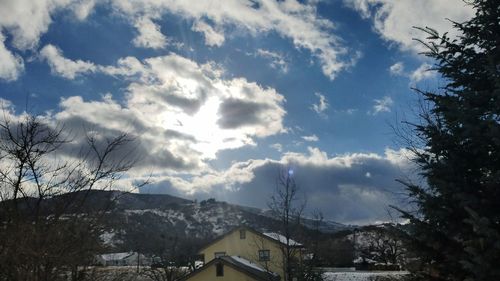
[96, 252, 149, 266]
[183, 225, 303, 281]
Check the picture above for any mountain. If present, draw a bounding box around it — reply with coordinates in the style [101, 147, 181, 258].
[67, 190, 352, 252]
[2, 190, 351, 253]
[256, 208, 354, 234]
[2, 189, 351, 251]
[1, 189, 357, 266]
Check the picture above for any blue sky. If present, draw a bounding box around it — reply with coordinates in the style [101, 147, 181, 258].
[0, 0, 473, 224]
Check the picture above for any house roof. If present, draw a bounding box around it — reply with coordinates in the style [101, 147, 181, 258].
[99, 252, 135, 261]
[179, 256, 280, 281]
[263, 232, 302, 247]
[198, 225, 304, 254]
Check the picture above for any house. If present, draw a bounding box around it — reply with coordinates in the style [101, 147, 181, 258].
[179, 255, 279, 281]
[96, 252, 149, 266]
[185, 225, 303, 280]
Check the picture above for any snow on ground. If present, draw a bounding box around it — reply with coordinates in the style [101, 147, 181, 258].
[323, 271, 408, 281]
[125, 209, 170, 217]
[100, 230, 122, 247]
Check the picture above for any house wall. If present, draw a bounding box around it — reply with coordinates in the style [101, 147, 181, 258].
[199, 228, 286, 278]
[185, 262, 260, 281]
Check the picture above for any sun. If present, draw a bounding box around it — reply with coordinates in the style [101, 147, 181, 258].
[161, 96, 237, 159]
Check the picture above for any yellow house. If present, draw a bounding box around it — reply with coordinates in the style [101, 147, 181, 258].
[183, 226, 303, 281]
[179, 255, 279, 281]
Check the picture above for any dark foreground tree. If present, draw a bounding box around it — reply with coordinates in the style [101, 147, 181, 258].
[397, 1, 500, 280]
[268, 167, 305, 281]
[138, 232, 204, 281]
[0, 112, 137, 281]
[268, 167, 325, 281]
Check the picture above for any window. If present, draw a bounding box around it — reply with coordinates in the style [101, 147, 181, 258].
[258, 250, 270, 261]
[214, 252, 226, 258]
[216, 262, 224, 276]
[240, 229, 246, 239]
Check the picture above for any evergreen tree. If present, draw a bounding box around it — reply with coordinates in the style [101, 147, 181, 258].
[397, 1, 500, 280]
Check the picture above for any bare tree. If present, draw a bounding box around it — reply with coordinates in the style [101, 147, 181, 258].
[268, 166, 306, 281]
[315, 234, 354, 267]
[0, 112, 139, 281]
[296, 210, 325, 281]
[355, 225, 406, 270]
[307, 210, 323, 264]
[139, 233, 189, 281]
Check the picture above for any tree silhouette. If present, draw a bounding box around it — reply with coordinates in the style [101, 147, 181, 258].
[268, 167, 305, 281]
[397, 1, 500, 280]
[0, 112, 138, 281]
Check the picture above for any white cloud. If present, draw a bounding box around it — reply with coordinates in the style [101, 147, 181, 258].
[0, 0, 71, 51]
[161, 146, 412, 193]
[255, 49, 289, 73]
[345, 108, 357, 115]
[39, 44, 97, 79]
[0, 0, 359, 81]
[0, 0, 106, 81]
[371, 96, 393, 115]
[192, 20, 225, 47]
[122, 55, 287, 159]
[311, 92, 329, 116]
[35, 50, 287, 168]
[0, 34, 24, 81]
[70, 0, 96, 21]
[389, 62, 436, 84]
[108, 0, 356, 79]
[302, 134, 319, 142]
[343, 0, 474, 53]
[0, 0, 78, 81]
[270, 143, 283, 152]
[0, 98, 16, 122]
[133, 17, 168, 49]
[410, 63, 435, 83]
[389, 62, 404, 76]
[100, 56, 145, 77]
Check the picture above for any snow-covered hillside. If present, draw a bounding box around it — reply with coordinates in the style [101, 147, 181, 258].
[91, 191, 350, 251]
[41, 190, 350, 252]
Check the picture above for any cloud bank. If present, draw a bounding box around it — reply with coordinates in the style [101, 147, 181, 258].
[146, 147, 414, 225]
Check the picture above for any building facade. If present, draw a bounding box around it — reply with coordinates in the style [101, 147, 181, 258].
[187, 226, 303, 280]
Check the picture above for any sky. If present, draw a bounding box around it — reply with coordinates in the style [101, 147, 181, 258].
[0, 0, 474, 225]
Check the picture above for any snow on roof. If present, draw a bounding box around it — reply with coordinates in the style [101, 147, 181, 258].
[230, 256, 267, 273]
[99, 252, 135, 261]
[263, 232, 302, 246]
